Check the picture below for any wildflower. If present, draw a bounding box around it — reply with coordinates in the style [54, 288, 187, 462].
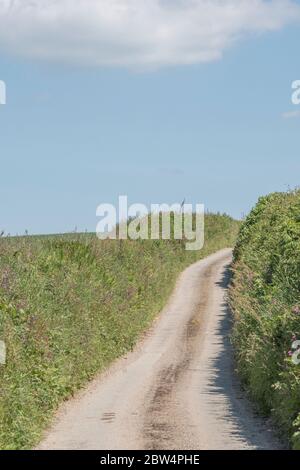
[292, 306, 300, 315]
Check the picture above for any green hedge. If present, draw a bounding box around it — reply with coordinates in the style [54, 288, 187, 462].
[230, 190, 300, 449]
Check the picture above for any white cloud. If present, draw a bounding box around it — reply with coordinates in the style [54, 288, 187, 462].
[282, 110, 300, 119]
[0, 0, 299, 68]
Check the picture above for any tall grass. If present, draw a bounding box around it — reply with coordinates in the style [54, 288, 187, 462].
[230, 191, 300, 448]
[0, 213, 239, 449]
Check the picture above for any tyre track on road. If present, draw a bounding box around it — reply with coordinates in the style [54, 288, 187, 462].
[38, 249, 283, 450]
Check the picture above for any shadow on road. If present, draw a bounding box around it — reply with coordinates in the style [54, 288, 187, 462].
[204, 264, 285, 450]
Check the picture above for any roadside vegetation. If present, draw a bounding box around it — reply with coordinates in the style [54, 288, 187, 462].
[230, 190, 300, 449]
[0, 213, 239, 449]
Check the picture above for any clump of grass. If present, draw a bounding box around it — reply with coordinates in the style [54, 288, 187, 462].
[0, 213, 239, 449]
[230, 190, 300, 448]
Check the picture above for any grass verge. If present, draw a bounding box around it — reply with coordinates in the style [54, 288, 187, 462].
[0, 213, 239, 449]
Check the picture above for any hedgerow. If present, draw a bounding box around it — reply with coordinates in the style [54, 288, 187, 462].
[230, 190, 300, 449]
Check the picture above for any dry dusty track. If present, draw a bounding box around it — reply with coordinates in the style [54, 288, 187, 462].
[38, 249, 283, 450]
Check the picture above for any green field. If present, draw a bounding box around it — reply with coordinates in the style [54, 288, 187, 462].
[230, 190, 300, 449]
[0, 213, 239, 449]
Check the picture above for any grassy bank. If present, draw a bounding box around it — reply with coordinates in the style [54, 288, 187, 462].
[0, 213, 239, 449]
[230, 190, 300, 449]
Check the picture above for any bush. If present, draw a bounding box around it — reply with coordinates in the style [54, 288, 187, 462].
[230, 190, 300, 448]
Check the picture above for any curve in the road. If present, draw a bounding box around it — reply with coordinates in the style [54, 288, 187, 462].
[38, 249, 283, 450]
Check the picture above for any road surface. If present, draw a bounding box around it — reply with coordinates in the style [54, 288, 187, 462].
[38, 249, 282, 450]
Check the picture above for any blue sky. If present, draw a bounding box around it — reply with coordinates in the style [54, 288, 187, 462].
[0, 0, 300, 235]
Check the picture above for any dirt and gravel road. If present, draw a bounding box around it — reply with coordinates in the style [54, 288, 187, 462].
[38, 248, 283, 450]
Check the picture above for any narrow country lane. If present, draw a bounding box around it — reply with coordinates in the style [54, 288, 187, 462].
[38, 249, 283, 450]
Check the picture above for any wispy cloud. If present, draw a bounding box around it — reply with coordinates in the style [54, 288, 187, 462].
[282, 110, 300, 119]
[0, 1, 299, 68]
[158, 167, 185, 176]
